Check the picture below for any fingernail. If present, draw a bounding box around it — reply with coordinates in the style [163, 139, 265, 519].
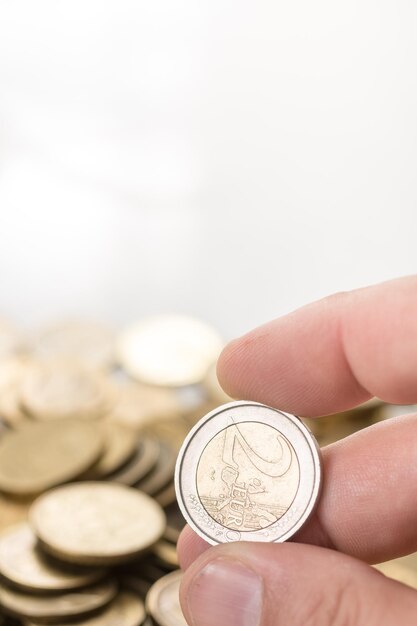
[186, 558, 263, 626]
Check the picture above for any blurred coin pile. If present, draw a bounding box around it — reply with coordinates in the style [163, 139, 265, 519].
[1, 314, 417, 626]
[0, 315, 227, 626]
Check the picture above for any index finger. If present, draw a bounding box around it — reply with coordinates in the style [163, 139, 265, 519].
[217, 275, 417, 416]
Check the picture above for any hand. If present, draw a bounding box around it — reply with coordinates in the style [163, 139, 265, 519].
[177, 275, 417, 626]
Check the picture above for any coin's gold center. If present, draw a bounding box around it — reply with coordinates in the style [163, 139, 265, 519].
[196, 421, 300, 533]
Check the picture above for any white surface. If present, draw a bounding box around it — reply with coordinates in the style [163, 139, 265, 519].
[0, 1, 416, 338]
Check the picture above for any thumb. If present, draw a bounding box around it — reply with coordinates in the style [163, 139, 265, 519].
[179, 542, 417, 626]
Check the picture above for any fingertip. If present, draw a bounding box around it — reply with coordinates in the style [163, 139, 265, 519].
[177, 525, 210, 570]
[180, 541, 417, 626]
[216, 334, 254, 400]
[216, 339, 236, 396]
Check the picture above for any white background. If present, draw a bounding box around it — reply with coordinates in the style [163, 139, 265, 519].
[0, 1, 416, 339]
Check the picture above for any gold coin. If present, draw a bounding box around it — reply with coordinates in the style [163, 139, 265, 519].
[146, 570, 186, 626]
[84, 422, 137, 479]
[0, 578, 116, 622]
[20, 362, 113, 421]
[0, 357, 28, 390]
[110, 438, 159, 486]
[0, 523, 105, 592]
[142, 417, 190, 453]
[30, 483, 166, 566]
[163, 504, 185, 544]
[394, 552, 417, 571]
[118, 566, 151, 599]
[0, 420, 8, 438]
[25, 591, 146, 626]
[0, 420, 103, 496]
[152, 541, 179, 569]
[0, 320, 25, 359]
[373, 403, 417, 422]
[303, 397, 383, 444]
[0, 358, 32, 427]
[137, 442, 177, 497]
[0, 384, 29, 428]
[117, 315, 223, 387]
[0, 493, 31, 532]
[33, 320, 115, 370]
[374, 561, 417, 590]
[135, 560, 168, 585]
[109, 382, 181, 430]
[155, 482, 176, 509]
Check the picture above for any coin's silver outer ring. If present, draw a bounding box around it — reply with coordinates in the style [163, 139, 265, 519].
[175, 401, 322, 545]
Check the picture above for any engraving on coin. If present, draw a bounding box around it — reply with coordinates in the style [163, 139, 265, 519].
[196, 422, 299, 532]
[175, 401, 322, 545]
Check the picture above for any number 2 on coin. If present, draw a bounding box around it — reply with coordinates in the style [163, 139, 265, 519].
[223, 421, 292, 478]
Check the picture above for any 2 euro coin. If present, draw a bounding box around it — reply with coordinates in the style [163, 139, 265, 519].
[175, 401, 322, 544]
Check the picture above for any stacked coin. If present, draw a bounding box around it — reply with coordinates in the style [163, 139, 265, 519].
[0, 313, 416, 626]
[0, 315, 228, 625]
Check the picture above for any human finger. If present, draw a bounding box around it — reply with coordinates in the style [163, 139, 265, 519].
[177, 525, 208, 570]
[217, 276, 417, 416]
[180, 541, 417, 626]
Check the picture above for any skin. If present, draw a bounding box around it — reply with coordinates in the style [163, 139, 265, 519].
[178, 275, 417, 625]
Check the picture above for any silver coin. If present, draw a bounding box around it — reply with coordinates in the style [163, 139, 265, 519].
[146, 570, 186, 626]
[175, 401, 322, 545]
